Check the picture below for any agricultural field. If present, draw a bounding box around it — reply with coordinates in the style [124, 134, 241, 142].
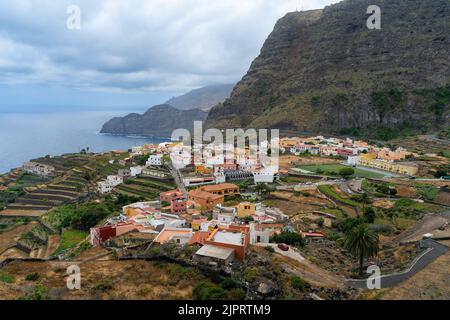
[115, 176, 176, 200]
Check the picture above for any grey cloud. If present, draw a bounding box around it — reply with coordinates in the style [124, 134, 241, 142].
[0, 0, 335, 92]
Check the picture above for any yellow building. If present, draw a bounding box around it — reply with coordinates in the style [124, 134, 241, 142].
[360, 153, 377, 161]
[359, 158, 418, 176]
[236, 202, 256, 218]
[191, 218, 208, 231]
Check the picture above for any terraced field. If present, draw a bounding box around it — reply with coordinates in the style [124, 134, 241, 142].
[2, 174, 88, 217]
[114, 176, 176, 200]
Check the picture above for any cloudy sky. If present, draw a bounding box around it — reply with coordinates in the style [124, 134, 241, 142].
[0, 0, 336, 110]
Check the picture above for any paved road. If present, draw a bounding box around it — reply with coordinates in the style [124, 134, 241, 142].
[167, 163, 187, 197]
[346, 239, 449, 289]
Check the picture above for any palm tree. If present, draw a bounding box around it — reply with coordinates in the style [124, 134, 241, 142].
[343, 224, 379, 275]
[357, 192, 372, 215]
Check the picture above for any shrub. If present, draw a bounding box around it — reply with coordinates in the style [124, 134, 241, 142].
[0, 271, 12, 283]
[227, 288, 246, 300]
[220, 278, 240, 290]
[93, 279, 113, 292]
[316, 217, 325, 227]
[243, 267, 260, 283]
[18, 284, 50, 300]
[291, 276, 306, 290]
[394, 198, 415, 208]
[241, 215, 254, 223]
[25, 273, 40, 281]
[339, 167, 355, 178]
[193, 281, 227, 300]
[265, 246, 275, 253]
[415, 184, 439, 201]
[270, 231, 305, 247]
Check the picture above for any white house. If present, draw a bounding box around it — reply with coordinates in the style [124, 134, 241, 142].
[253, 168, 279, 184]
[23, 162, 55, 177]
[347, 156, 361, 166]
[130, 166, 143, 177]
[213, 166, 226, 184]
[249, 223, 283, 244]
[146, 154, 164, 166]
[97, 175, 123, 194]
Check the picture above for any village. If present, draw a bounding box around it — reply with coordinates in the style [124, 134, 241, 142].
[0, 134, 449, 300]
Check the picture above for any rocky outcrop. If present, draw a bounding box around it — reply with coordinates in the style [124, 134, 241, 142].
[100, 104, 207, 137]
[206, 0, 450, 138]
[165, 84, 234, 111]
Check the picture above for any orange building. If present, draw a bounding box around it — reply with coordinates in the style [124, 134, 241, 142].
[188, 189, 224, 211]
[160, 189, 187, 214]
[199, 183, 240, 197]
[204, 225, 250, 261]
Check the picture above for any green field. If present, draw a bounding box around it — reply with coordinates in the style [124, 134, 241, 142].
[318, 185, 361, 207]
[53, 229, 88, 255]
[298, 164, 385, 178]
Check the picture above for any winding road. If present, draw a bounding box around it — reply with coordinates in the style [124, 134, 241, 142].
[346, 239, 449, 289]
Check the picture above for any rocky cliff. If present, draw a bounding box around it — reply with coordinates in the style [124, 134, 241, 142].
[165, 84, 234, 111]
[100, 104, 207, 137]
[206, 0, 450, 139]
[100, 84, 233, 137]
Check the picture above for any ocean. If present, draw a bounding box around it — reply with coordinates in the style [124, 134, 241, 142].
[0, 109, 170, 174]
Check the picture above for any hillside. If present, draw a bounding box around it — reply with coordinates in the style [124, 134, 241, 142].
[100, 104, 207, 137]
[206, 0, 450, 139]
[166, 84, 234, 111]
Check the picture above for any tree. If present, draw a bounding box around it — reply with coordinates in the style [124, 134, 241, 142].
[343, 224, 379, 275]
[352, 192, 372, 213]
[255, 183, 271, 196]
[434, 169, 447, 179]
[363, 207, 376, 224]
[339, 167, 355, 179]
[270, 231, 304, 247]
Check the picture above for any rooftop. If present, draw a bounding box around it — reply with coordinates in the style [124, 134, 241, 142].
[188, 189, 224, 200]
[201, 183, 239, 192]
[153, 228, 192, 244]
[195, 244, 235, 260]
[211, 230, 243, 245]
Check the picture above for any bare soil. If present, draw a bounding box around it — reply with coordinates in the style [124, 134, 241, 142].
[0, 222, 38, 253]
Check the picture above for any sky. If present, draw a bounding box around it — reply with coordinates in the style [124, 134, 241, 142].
[0, 0, 337, 111]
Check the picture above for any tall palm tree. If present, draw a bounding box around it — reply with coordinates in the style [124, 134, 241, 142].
[343, 224, 379, 275]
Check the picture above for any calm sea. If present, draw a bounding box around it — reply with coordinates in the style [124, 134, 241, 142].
[0, 109, 169, 174]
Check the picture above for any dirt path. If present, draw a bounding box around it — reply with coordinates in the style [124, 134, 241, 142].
[278, 256, 345, 289]
[44, 234, 61, 258]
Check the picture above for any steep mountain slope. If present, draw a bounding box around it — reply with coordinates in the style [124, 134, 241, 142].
[206, 0, 450, 139]
[166, 84, 234, 111]
[100, 104, 207, 137]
